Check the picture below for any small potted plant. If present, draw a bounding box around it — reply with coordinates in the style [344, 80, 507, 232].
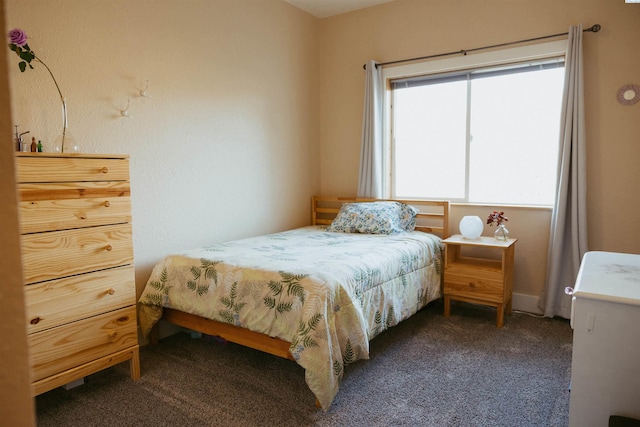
[487, 211, 509, 241]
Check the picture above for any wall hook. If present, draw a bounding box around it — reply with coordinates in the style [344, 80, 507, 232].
[120, 97, 132, 117]
[140, 80, 151, 98]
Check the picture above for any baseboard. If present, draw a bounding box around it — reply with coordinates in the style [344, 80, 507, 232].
[512, 292, 543, 315]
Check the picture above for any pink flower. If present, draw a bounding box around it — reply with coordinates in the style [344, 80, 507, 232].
[487, 210, 508, 226]
[8, 28, 27, 47]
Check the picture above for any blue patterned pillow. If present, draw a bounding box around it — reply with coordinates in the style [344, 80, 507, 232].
[399, 203, 419, 231]
[327, 201, 418, 234]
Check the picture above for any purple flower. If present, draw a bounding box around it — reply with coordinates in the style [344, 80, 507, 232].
[7, 28, 36, 73]
[8, 28, 27, 47]
[6, 27, 61, 96]
[7, 26, 68, 149]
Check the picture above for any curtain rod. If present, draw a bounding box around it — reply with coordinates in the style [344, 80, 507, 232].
[363, 24, 601, 70]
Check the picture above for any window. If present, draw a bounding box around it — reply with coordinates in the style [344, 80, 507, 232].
[384, 41, 567, 206]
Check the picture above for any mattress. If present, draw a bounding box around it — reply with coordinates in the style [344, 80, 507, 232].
[138, 225, 443, 409]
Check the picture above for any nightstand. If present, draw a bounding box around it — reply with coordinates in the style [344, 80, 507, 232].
[443, 234, 517, 328]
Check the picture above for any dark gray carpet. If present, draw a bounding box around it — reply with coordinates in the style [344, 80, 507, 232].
[35, 300, 573, 426]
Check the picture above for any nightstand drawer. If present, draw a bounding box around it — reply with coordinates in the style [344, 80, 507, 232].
[15, 156, 130, 183]
[28, 306, 138, 382]
[21, 223, 133, 284]
[25, 265, 135, 334]
[445, 270, 504, 302]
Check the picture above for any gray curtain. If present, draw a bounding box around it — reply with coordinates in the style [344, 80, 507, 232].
[539, 25, 589, 319]
[357, 60, 384, 198]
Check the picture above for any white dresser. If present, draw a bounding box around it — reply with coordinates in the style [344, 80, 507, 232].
[569, 251, 640, 426]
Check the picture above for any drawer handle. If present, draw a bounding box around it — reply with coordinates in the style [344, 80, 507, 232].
[30, 317, 41, 325]
[106, 288, 115, 295]
[101, 166, 109, 174]
[105, 244, 113, 251]
[108, 330, 118, 339]
[103, 200, 111, 208]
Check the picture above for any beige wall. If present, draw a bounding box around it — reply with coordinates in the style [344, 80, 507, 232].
[2, 0, 637, 330]
[318, 0, 640, 307]
[5, 0, 321, 296]
[2, 0, 638, 421]
[0, 0, 35, 423]
[4, 1, 320, 421]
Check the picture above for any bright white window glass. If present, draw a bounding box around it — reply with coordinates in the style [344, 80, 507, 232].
[390, 60, 564, 206]
[468, 67, 564, 205]
[393, 81, 467, 199]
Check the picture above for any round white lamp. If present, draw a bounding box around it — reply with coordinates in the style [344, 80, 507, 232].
[459, 216, 483, 239]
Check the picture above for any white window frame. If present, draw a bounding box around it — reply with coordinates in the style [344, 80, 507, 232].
[380, 40, 568, 203]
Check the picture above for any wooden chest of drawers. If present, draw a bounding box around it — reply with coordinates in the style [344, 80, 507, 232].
[15, 153, 140, 396]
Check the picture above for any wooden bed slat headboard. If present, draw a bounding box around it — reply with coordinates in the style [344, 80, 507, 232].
[311, 196, 450, 238]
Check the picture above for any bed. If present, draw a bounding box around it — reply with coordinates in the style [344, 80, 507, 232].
[137, 196, 449, 410]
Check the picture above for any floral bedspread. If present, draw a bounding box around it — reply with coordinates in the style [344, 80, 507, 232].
[138, 226, 443, 410]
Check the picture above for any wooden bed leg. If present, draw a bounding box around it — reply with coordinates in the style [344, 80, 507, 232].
[443, 295, 451, 318]
[496, 303, 505, 328]
[315, 398, 322, 409]
[150, 324, 159, 345]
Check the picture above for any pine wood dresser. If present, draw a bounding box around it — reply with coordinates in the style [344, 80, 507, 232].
[442, 234, 517, 328]
[15, 153, 140, 396]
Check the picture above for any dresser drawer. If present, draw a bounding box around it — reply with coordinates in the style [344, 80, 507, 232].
[21, 223, 133, 284]
[25, 265, 136, 334]
[29, 306, 137, 382]
[444, 269, 505, 302]
[19, 192, 131, 233]
[15, 156, 129, 183]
